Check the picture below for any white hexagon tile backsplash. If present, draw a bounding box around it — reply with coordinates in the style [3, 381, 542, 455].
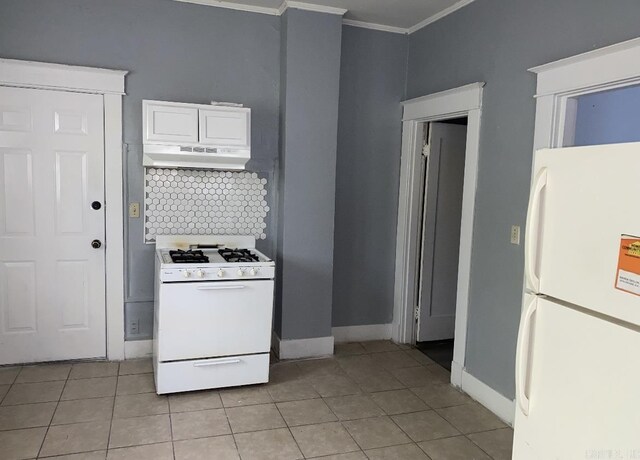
[144, 168, 269, 242]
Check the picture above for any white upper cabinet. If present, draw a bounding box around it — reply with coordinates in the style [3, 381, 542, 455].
[199, 107, 250, 148]
[144, 101, 199, 144]
[143, 100, 251, 169]
[143, 100, 250, 148]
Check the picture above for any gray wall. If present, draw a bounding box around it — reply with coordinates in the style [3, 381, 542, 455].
[332, 26, 407, 327]
[276, 9, 342, 340]
[0, 0, 280, 340]
[574, 85, 640, 146]
[407, 0, 640, 398]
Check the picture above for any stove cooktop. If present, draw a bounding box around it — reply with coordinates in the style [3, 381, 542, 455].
[159, 246, 272, 266]
[169, 249, 210, 264]
[218, 248, 260, 263]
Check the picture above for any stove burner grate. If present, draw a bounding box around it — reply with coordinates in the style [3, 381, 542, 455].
[169, 249, 210, 263]
[218, 248, 260, 263]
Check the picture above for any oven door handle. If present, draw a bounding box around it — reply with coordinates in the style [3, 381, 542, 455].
[196, 285, 246, 291]
[193, 358, 242, 367]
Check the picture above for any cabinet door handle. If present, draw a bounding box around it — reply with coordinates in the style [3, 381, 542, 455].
[196, 285, 246, 291]
[193, 359, 241, 367]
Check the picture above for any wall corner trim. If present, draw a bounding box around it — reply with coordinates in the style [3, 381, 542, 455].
[172, 0, 474, 34]
[174, 0, 280, 15]
[280, 1, 347, 16]
[272, 333, 335, 360]
[456, 369, 516, 426]
[407, 0, 475, 35]
[124, 340, 153, 360]
[332, 324, 392, 343]
[342, 19, 407, 35]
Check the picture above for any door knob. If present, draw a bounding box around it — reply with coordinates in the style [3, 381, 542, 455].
[91, 239, 102, 249]
[91, 201, 102, 210]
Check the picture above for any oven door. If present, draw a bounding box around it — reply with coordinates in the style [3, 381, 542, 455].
[157, 279, 273, 362]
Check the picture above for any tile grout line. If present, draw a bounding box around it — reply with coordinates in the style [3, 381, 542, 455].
[35, 365, 71, 458]
[105, 361, 120, 458]
[313, 384, 364, 458]
[0, 366, 20, 406]
[168, 403, 177, 460]
[463, 432, 498, 460]
[272, 396, 306, 458]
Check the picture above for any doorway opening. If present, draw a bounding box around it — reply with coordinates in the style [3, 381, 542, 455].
[415, 118, 468, 371]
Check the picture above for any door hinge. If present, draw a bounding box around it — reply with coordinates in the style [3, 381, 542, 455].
[421, 142, 429, 158]
[414, 306, 420, 321]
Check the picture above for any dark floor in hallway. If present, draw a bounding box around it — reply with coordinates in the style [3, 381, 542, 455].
[416, 339, 454, 371]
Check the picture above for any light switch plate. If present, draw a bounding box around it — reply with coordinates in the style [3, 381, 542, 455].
[511, 225, 521, 245]
[129, 202, 140, 218]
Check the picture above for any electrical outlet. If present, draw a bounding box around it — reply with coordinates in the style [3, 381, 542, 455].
[511, 225, 521, 245]
[129, 202, 140, 218]
[129, 319, 139, 335]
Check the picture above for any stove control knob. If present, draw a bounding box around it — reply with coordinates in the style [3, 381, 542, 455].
[183, 270, 191, 278]
[250, 268, 257, 276]
[217, 269, 224, 278]
[196, 270, 204, 278]
[237, 269, 244, 277]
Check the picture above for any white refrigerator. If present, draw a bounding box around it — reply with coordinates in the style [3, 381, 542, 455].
[512, 142, 640, 459]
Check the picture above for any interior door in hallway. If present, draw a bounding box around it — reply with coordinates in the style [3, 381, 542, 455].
[417, 121, 467, 342]
[0, 86, 106, 364]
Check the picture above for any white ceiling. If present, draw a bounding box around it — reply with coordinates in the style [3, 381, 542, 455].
[176, 0, 475, 33]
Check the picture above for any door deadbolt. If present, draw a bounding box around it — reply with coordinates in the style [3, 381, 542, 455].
[91, 201, 102, 210]
[91, 239, 102, 249]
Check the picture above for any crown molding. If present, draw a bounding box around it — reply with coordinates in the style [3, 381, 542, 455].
[279, 1, 347, 16]
[342, 19, 407, 35]
[174, 0, 474, 33]
[174, 0, 280, 15]
[407, 0, 475, 34]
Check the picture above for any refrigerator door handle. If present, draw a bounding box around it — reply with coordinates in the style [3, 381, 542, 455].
[524, 168, 548, 292]
[516, 296, 537, 416]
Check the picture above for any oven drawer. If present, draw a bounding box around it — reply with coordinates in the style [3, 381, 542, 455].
[157, 280, 273, 362]
[155, 353, 269, 394]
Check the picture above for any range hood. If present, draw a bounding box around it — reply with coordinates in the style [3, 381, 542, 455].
[142, 100, 251, 170]
[143, 144, 250, 170]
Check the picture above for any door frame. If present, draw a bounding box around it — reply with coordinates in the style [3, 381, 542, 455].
[0, 58, 128, 361]
[393, 82, 484, 387]
[530, 36, 640, 151]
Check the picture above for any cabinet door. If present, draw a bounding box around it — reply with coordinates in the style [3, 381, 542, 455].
[199, 107, 250, 147]
[144, 101, 198, 144]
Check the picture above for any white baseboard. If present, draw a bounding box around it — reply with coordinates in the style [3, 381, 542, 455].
[332, 323, 392, 343]
[272, 332, 334, 360]
[124, 339, 153, 359]
[456, 369, 516, 426]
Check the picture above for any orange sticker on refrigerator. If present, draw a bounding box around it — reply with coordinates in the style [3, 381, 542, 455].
[615, 235, 640, 296]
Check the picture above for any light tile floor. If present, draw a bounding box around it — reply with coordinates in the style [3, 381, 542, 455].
[0, 341, 513, 459]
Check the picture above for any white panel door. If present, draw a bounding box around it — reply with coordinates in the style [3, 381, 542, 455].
[144, 101, 198, 144]
[199, 107, 250, 148]
[0, 86, 105, 364]
[418, 122, 466, 342]
[527, 143, 640, 326]
[513, 296, 640, 458]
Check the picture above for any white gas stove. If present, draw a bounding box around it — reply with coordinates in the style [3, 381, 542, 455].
[153, 235, 275, 394]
